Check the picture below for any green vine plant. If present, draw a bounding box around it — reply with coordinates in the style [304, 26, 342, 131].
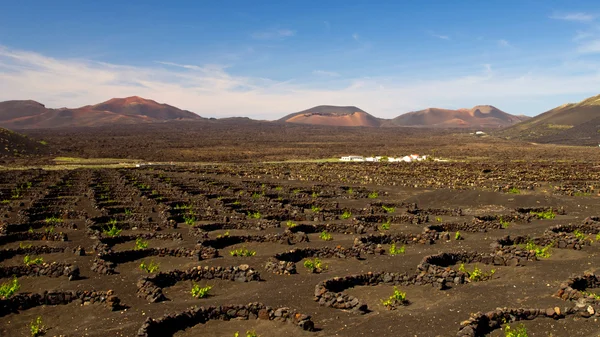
[103, 224, 122, 237]
[529, 209, 556, 220]
[29, 316, 46, 337]
[368, 191, 379, 199]
[134, 237, 149, 250]
[0, 277, 20, 299]
[522, 240, 552, 258]
[380, 219, 391, 231]
[286, 220, 297, 228]
[247, 211, 261, 219]
[458, 263, 495, 282]
[319, 231, 333, 241]
[304, 258, 327, 273]
[381, 287, 409, 309]
[24, 255, 44, 266]
[234, 331, 259, 337]
[230, 247, 256, 257]
[191, 283, 212, 298]
[139, 260, 160, 273]
[381, 205, 395, 214]
[340, 210, 352, 219]
[389, 243, 405, 256]
[503, 323, 528, 337]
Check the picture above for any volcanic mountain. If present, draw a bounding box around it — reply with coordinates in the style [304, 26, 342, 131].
[0, 96, 202, 129]
[498, 94, 600, 145]
[389, 105, 527, 128]
[279, 105, 381, 127]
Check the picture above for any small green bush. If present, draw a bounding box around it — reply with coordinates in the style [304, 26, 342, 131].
[0, 277, 20, 299]
[191, 283, 212, 298]
[247, 211, 261, 219]
[103, 224, 122, 237]
[319, 231, 333, 241]
[230, 247, 256, 257]
[304, 258, 326, 273]
[286, 220, 297, 228]
[341, 211, 352, 219]
[458, 263, 495, 282]
[530, 209, 556, 220]
[139, 260, 159, 273]
[30, 316, 45, 337]
[23, 255, 43, 266]
[382, 205, 395, 213]
[389, 243, 405, 256]
[504, 323, 528, 337]
[368, 191, 379, 199]
[134, 238, 149, 250]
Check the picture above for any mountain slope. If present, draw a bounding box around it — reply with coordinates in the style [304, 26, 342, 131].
[88, 96, 199, 120]
[499, 94, 600, 141]
[0, 97, 202, 129]
[390, 105, 526, 128]
[279, 105, 381, 127]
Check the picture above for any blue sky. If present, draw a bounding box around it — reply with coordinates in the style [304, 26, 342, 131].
[2, 0, 600, 119]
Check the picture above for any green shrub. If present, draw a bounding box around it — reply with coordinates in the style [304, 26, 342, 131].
[247, 211, 261, 219]
[44, 217, 63, 224]
[134, 238, 149, 250]
[139, 260, 159, 273]
[311, 206, 321, 213]
[381, 287, 408, 307]
[234, 331, 259, 337]
[389, 243, 405, 256]
[341, 211, 352, 219]
[508, 187, 521, 194]
[0, 277, 20, 299]
[30, 316, 45, 337]
[573, 230, 587, 241]
[380, 219, 391, 230]
[435, 217, 442, 222]
[216, 231, 230, 239]
[530, 209, 556, 220]
[183, 213, 197, 225]
[504, 323, 528, 337]
[19, 242, 32, 249]
[523, 241, 552, 258]
[455, 231, 462, 240]
[499, 217, 510, 228]
[382, 205, 395, 213]
[124, 208, 133, 215]
[191, 283, 212, 298]
[368, 191, 379, 198]
[458, 263, 495, 282]
[304, 258, 326, 273]
[230, 247, 256, 257]
[23, 255, 43, 266]
[286, 220, 297, 228]
[319, 231, 333, 241]
[103, 224, 122, 237]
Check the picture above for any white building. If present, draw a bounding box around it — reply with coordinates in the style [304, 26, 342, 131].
[340, 156, 365, 162]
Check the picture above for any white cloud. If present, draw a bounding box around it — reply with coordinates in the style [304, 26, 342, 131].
[352, 33, 360, 41]
[498, 39, 511, 48]
[2, 46, 600, 119]
[312, 70, 340, 77]
[550, 12, 595, 22]
[250, 28, 295, 40]
[430, 32, 450, 40]
[577, 39, 600, 53]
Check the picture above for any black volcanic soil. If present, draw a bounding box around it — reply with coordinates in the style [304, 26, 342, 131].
[19, 120, 600, 164]
[0, 163, 599, 336]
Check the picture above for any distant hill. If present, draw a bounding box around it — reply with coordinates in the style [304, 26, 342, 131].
[0, 96, 203, 129]
[0, 127, 50, 158]
[498, 94, 600, 143]
[279, 105, 381, 127]
[388, 105, 527, 128]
